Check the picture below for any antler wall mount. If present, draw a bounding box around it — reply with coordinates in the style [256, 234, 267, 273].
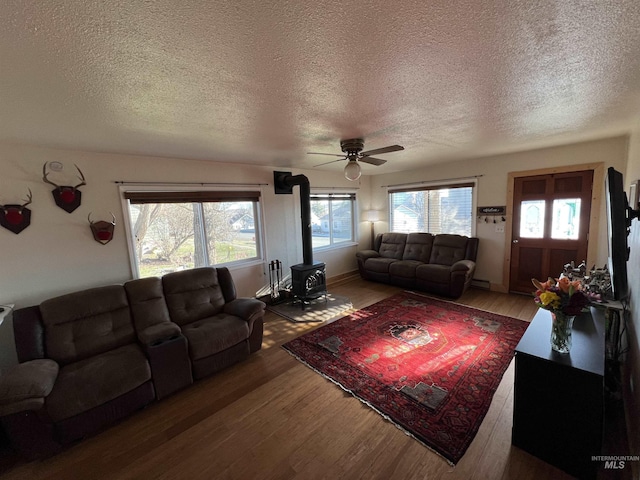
[42, 162, 86, 213]
[88, 212, 116, 245]
[0, 189, 33, 234]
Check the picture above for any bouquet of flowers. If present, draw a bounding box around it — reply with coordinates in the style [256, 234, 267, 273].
[532, 276, 591, 353]
[531, 276, 590, 316]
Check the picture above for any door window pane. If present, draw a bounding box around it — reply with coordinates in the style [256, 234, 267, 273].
[520, 200, 545, 238]
[551, 198, 581, 240]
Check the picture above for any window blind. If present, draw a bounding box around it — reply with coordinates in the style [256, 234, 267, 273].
[389, 184, 473, 236]
[388, 182, 475, 194]
[310, 193, 356, 200]
[124, 191, 261, 204]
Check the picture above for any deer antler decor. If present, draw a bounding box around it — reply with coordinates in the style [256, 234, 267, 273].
[42, 162, 86, 213]
[0, 189, 32, 234]
[88, 212, 116, 244]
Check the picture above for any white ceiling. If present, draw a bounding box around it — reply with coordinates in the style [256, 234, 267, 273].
[1, 1, 640, 175]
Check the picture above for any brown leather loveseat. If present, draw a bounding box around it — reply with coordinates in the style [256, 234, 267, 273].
[356, 232, 479, 298]
[0, 267, 264, 459]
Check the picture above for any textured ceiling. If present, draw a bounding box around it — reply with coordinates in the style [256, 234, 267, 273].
[1, 0, 640, 175]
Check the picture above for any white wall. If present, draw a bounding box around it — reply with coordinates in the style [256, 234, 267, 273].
[369, 136, 629, 289]
[0, 136, 629, 367]
[624, 123, 640, 463]
[0, 143, 365, 366]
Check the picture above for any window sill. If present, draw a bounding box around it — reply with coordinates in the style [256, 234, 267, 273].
[217, 258, 264, 271]
[313, 241, 358, 253]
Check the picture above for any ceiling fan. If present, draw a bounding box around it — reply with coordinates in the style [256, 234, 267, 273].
[308, 138, 404, 181]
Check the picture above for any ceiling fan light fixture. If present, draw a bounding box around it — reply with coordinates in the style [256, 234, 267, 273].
[344, 160, 361, 181]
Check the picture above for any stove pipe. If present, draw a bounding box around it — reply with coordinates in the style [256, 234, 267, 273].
[274, 172, 313, 265]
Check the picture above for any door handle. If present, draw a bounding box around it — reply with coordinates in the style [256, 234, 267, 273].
[512, 239, 519, 244]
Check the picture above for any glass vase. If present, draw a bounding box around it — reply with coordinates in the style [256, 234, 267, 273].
[550, 311, 576, 354]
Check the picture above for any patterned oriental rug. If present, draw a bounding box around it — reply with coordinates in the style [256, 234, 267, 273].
[281, 291, 528, 465]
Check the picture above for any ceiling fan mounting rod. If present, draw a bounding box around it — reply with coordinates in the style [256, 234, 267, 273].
[309, 138, 403, 170]
[340, 138, 364, 155]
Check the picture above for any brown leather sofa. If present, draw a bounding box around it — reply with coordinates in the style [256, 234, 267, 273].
[0, 267, 264, 459]
[356, 232, 479, 298]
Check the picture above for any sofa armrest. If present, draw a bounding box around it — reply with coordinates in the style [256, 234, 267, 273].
[0, 360, 58, 417]
[146, 334, 192, 400]
[451, 259, 476, 273]
[224, 298, 266, 323]
[13, 306, 46, 362]
[356, 249, 380, 261]
[449, 260, 477, 298]
[138, 322, 182, 346]
[356, 249, 381, 280]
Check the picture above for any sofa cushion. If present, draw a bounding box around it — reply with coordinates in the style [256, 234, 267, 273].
[415, 264, 452, 284]
[402, 233, 434, 262]
[364, 257, 398, 274]
[389, 260, 422, 278]
[377, 233, 407, 259]
[40, 286, 135, 366]
[124, 277, 181, 344]
[181, 314, 250, 361]
[163, 267, 227, 326]
[45, 344, 151, 422]
[429, 234, 469, 266]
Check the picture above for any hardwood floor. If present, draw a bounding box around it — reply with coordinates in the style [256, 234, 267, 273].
[0, 278, 623, 479]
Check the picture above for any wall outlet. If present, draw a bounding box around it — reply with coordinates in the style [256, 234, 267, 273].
[495, 224, 505, 233]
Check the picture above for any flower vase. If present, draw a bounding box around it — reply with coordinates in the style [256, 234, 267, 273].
[550, 311, 576, 353]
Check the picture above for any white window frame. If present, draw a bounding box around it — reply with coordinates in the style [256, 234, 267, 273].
[388, 179, 477, 236]
[119, 185, 266, 278]
[310, 190, 358, 251]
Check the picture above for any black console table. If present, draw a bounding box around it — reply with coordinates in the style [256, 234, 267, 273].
[512, 307, 605, 479]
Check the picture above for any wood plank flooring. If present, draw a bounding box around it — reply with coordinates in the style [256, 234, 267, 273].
[0, 277, 622, 479]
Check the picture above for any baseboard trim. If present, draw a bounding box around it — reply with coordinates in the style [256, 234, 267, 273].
[470, 279, 490, 290]
[472, 278, 509, 293]
[327, 270, 360, 287]
[490, 283, 509, 293]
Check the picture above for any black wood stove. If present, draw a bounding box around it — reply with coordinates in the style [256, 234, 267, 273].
[274, 171, 327, 305]
[291, 261, 326, 301]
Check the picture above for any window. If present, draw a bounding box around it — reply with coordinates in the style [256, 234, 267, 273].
[310, 193, 356, 249]
[123, 189, 262, 278]
[517, 198, 583, 240]
[551, 198, 581, 240]
[389, 182, 474, 236]
[520, 200, 545, 238]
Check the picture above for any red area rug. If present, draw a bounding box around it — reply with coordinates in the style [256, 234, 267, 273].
[282, 291, 528, 465]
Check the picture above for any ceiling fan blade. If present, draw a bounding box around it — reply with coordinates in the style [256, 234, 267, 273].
[359, 157, 387, 166]
[307, 152, 346, 157]
[314, 158, 347, 167]
[360, 145, 404, 157]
